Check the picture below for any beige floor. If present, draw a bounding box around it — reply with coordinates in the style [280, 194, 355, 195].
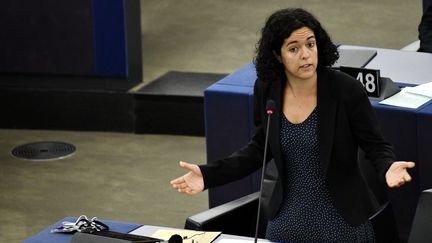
[0, 0, 422, 242]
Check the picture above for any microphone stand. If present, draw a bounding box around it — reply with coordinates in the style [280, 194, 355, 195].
[254, 103, 274, 243]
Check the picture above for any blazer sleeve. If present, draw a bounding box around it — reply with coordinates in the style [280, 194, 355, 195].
[345, 77, 396, 179]
[199, 79, 268, 189]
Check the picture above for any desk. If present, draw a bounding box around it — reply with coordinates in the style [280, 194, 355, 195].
[204, 64, 258, 207]
[204, 49, 432, 241]
[24, 217, 271, 243]
[339, 45, 432, 85]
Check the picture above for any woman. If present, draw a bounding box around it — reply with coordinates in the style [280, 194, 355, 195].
[171, 8, 414, 242]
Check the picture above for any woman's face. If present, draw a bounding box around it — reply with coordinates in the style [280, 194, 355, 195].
[278, 27, 318, 82]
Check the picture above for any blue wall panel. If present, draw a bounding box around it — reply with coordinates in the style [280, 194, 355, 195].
[92, 0, 127, 77]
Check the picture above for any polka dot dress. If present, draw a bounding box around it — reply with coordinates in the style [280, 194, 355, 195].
[265, 108, 375, 243]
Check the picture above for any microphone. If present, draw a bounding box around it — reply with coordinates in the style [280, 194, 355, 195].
[168, 234, 183, 243]
[254, 99, 276, 243]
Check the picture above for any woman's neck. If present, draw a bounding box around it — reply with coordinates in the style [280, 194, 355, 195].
[285, 75, 317, 98]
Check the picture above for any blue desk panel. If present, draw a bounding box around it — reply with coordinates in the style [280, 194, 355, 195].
[23, 217, 141, 243]
[204, 83, 258, 207]
[417, 105, 432, 190]
[370, 101, 426, 240]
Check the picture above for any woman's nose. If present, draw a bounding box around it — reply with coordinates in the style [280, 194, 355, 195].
[301, 47, 311, 59]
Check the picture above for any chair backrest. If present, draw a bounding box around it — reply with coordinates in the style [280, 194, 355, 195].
[369, 201, 400, 243]
[408, 189, 432, 243]
[184, 192, 267, 238]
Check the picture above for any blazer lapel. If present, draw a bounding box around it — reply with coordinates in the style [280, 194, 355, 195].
[317, 70, 337, 177]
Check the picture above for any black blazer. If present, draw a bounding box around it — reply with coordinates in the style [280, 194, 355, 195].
[200, 68, 395, 226]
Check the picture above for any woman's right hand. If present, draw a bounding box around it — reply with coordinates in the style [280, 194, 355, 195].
[170, 161, 204, 195]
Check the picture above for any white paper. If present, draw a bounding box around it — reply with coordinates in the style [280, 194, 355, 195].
[405, 82, 432, 98]
[129, 225, 221, 243]
[151, 229, 220, 243]
[379, 87, 431, 109]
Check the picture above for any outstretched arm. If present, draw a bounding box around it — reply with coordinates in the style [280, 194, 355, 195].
[170, 161, 204, 195]
[385, 161, 415, 188]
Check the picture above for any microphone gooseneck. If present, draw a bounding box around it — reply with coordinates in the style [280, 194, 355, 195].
[254, 99, 275, 243]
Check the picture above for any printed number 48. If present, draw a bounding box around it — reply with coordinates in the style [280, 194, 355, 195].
[356, 72, 376, 93]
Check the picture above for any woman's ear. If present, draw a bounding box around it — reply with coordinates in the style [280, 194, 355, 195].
[273, 51, 282, 63]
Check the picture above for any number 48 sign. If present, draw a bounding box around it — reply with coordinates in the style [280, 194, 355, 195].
[339, 66, 380, 98]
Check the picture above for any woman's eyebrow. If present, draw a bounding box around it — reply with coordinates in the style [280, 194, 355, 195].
[285, 35, 316, 46]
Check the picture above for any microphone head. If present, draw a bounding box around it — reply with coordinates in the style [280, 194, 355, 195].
[168, 234, 183, 243]
[266, 99, 276, 115]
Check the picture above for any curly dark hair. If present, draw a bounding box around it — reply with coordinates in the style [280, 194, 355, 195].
[254, 8, 339, 83]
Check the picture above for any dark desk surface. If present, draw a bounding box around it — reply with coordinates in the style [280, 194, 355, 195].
[23, 217, 141, 243]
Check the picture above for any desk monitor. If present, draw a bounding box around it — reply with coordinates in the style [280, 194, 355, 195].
[333, 49, 377, 68]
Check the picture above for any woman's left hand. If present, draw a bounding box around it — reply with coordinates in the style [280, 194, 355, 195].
[385, 161, 415, 188]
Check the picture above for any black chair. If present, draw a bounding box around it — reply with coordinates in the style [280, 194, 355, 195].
[184, 192, 263, 238]
[369, 201, 400, 243]
[408, 189, 432, 243]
